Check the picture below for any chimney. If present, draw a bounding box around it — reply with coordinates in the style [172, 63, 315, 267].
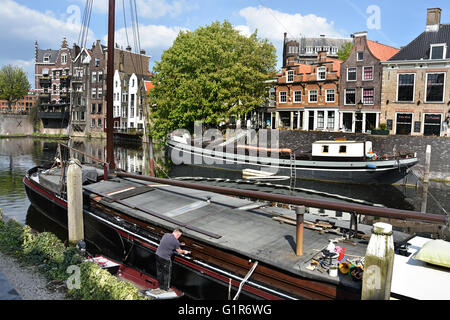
[318, 50, 327, 63]
[35, 41, 39, 61]
[426, 8, 442, 32]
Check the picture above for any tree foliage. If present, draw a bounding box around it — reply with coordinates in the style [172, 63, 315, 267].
[0, 65, 31, 111]
[149, 21, 277, 141]
[337, 42, 354, 62]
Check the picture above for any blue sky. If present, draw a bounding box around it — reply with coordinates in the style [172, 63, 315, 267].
[1, 0, 449, 87]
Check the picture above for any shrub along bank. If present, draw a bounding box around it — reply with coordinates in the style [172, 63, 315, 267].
[0, 218, 143, 300]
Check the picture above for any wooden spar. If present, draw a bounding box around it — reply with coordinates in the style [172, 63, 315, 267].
[115, 172, 448, 225]
[106, 0, 116, 170]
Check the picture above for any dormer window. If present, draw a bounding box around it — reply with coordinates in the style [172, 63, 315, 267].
[43, 54, 50, 63]
[430, 44, 446, 60]
[317, 67, 326, 81]
[287, 70, 294, 83]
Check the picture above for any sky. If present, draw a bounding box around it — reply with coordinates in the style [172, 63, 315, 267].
[1, 0, 449, 88]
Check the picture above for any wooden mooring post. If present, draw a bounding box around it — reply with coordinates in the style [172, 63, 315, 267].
[361, 222, 394, 300]
[295, 206, 305, 256]
[67, 159, 84, 245]
[424, 145, 431, 184]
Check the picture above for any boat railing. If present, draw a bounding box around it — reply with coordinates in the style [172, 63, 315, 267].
[115, 172, 448, 230]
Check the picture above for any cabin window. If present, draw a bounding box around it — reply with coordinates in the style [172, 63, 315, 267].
[339, 146, 347, 153]
[322, 145, 329, 153]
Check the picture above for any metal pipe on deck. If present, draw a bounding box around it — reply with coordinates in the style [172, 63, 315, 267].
[115, 172, 447, 226]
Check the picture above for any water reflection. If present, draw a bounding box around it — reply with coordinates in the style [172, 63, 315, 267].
[0, 137, 448, 240]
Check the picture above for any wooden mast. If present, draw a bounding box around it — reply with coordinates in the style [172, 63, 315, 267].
[106, 0, 116, 170]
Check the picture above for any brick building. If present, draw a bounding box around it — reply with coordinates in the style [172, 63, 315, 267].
[275, 51, 341, 131]
[34, 38, 74, 132]
[381, 8, 450, 137]
[0, 90, 37, 114]
[339, 32, 399, 133]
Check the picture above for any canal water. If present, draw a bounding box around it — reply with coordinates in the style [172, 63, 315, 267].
[0, 137, 449, 239]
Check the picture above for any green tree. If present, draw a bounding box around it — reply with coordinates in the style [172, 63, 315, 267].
[0, 65, 31, 112]
[337, 42, 354, 61]
[149, 21, 277, 141]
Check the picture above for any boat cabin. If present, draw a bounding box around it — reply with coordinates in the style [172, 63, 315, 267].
[312, 141, 373, 161]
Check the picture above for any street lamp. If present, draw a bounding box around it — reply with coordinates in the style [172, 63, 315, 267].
[356, 100, 363, 113]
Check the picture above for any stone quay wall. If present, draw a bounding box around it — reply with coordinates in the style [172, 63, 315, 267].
[275, 129, 450, 183]
[0, 115, 33, 136]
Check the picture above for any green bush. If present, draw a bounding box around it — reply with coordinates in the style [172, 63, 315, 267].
[0, 218, 144, 300]
[68, 262, 143, 300]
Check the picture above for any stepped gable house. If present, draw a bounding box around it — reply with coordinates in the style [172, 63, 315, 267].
[275, 50, 342, 131]
[339, 32, 399, 133]
[381, 8, 450, 137]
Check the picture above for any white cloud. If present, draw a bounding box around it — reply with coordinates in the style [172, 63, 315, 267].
[238, 6, 343, 41]
[237, 6, 345, 70]
[105, 24, 188, 52]
[0, 0, 95, 50]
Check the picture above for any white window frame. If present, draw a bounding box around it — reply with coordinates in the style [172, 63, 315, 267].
[394, 112, 414, 135]
[279, 91, 287, 104]
[347, 67, 357, 82]
[43, 55, 50, 63]
[293, 90, 302, 103]
[422, 113, 443, 135]
[308, 90, 318, 103]
[362, 88, 375, 105]
[362, 66, 374, 81]
[357, 52, 364, 61]
[430, 43, 447, 60]
[425, 72, 446, 103]
[396, 73, 416, 103]
[317, 67, 326, 81]
[61, 54, 67, 65]
[344, 89, 356, 105]
[325, 89, 335, 103]
[286, 70, 294, 83]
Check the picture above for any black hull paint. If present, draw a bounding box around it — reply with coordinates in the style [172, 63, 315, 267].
[23, 175, 265, 300]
